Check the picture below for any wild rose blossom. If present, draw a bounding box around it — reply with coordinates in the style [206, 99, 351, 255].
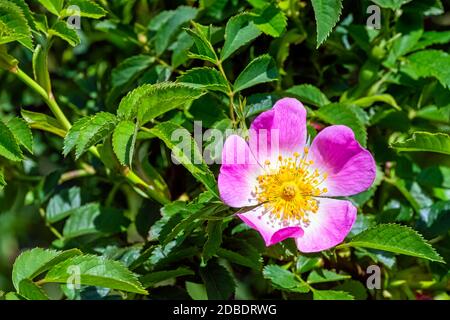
[218, 98, 376, 252]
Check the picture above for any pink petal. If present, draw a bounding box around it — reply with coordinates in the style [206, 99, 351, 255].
[237, 206, 304, 246]
[218, 135, 263, 208]
[249, 98, 307, 162]
[295, 198, 356, 252]
[309, 125, 376, 197]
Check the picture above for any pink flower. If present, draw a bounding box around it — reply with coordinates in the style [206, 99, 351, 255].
[218, 98, 376, 252]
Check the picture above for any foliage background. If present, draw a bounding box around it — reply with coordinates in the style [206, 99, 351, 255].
[0, 0, 449, 300]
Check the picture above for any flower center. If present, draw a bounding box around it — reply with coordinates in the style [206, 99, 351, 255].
[255, 147, 328, 225]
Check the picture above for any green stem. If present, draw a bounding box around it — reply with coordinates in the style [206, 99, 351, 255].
[216, 60, 236, 124]
[13, 67, 169, 205]
[14, 68, 72, 131]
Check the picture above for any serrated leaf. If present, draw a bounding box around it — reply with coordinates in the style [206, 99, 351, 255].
[307, 269, 350, 284]
[177, 67, 228, 93]
[200, 261, 235, 300]
[117, 82, 204, 124]
[0, 120, 23, 161]
[37, 0, 64, 16]
[185, 22, 217, 63]
[0, 1, 33, 50]
[111, 55, 154, 87]
[140, 267, 194, 288]
[61, 0, 106, 19]
[21, 109, 66, 138]
[311, 0, 343, 47]
[315, 103, 367, 147]
[49, 20, 80, 46]
[9, 0, 36, 31]
[12, 248, 81, 291]
[18, 279, 49, 300]
[63, 116, 91, 156]
[253, 3, 287, 37]
[154, 6, 198, 56]
[286, 84, 330, 107]
[149, 121, 217, 195]
[412, 31, 450, 51]
[62, 203, 129, 239]
[202, 220, 223, 263]
[221, 13, 262, 61]
[46, 187, 81, 223]
[346, 224, 444, 262]
[233, 54, 278, 92]
[7, 117, 33, 153]
[112, 120, 137, 167]
[403, 50, 450, 89]
[313, 290, 354, 300]
[263, 265, 309, 293]
[390, 132, 450, 155]
[45, 255, 147, 294]
[74, 112, 117, 159]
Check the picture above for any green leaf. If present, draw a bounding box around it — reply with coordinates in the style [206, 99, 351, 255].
[0, 169, 5, 188]
[307, 270, 350, 284]
[253, 4, 287, 37]
[140, 267, 194, 288]
[186, 282, 208, 300]
[117, 82, 204, 124]
[221, 13, 262, 61]
[45, 255, 148, 294]
[0, 120, 23, 161]
[63, 116, 91, 156]
[233, 54, 278, 92]
[153, 6, 198, 56]
[0, 1, 33, 50]
[185, 22, 218, 63]
[7, 117, 33, 153]
[202, 220, 223, 263]
[412, 31, 450, 51]
[21, 109, 66, 138]
[12, 248, 81, 291]
[111, 55, 154, 87]
[71, 112, 117, 159]
[177, 67, 228, 93]
[46, 186, 81, 223]
[371, 0, 412, 10]
[200, 261, 235, 300]
[62, 203, 129, 239]
[149, 121, 217, 195]
[311, 0, 343, 47]
[263, 265, 309, 293]
[18, 279, 49, 300]
[315, 103, 367, 146]
[112, 120, 138, 167]
[353, 94, 401, 111]
[37, 0, 64, 16]
[346, 224, 444, 262]
[61, 0, 106, 19]
[390, 132, 450, 155]
[286, 84, 330, 107]
[313, 290, 354, 300]
[403, 50, 450, 89]
[49, 20, 80, 46]
[217, 248, 261, 270]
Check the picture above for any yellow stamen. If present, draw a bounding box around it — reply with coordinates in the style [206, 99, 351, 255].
[256, 149, 328, 225]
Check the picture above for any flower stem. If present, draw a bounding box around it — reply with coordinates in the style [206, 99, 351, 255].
[216, 60, 236, 124]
